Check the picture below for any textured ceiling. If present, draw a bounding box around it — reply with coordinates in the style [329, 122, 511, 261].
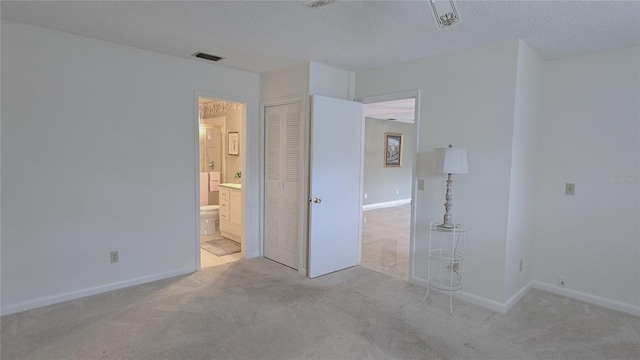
[2, 0, 639, 74]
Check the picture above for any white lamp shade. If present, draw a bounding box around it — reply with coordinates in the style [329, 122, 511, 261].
[434, 146, 469, 174]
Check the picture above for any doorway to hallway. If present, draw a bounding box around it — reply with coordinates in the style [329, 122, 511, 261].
[359, 95, 417, 281]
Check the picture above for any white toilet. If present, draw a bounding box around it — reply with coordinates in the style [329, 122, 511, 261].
[200, 205, 219, 236]
[200, 172, 220, 238]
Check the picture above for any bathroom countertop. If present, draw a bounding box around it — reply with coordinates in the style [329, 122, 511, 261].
[219, 183, 242, 190]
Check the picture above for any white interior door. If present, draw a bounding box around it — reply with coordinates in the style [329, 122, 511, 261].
[308, 95, 363, 278]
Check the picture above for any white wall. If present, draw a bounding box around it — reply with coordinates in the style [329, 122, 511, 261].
[358, 40, 640, 315]
[356, 40, 521, 306]
[260, 62, 309, 101]
[503, 41, 545, 303]
[260, 61, 351, 101]
[1, 21, 260, 315]
[533, 47, 640, 313]
[309, 61, 353, 100]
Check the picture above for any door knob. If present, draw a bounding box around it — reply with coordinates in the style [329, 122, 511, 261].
[311, 197, 322, 204]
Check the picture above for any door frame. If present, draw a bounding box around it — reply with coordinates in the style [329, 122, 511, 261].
[260, 93, 310, 275]
[357, 90, 421, 283]
[194, 91, 254, 270]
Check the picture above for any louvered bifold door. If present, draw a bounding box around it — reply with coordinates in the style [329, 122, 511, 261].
[264, 103, 302, 269]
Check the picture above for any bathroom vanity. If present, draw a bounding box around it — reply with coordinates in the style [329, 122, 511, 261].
[219, 183, 242, 242]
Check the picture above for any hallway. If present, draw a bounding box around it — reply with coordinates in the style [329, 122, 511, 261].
[360, 204, 411, 280]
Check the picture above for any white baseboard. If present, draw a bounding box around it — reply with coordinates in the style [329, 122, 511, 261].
[459, 291, 508, 313]
[411, 275, 510, 313]
[502, 282, 533, 313]
[410, 276, 429, 289]
[1, 266, 196, 316]
[363, 198, 411, 211]
[532, 280, 640, 317]
[412, 279, 640, 316]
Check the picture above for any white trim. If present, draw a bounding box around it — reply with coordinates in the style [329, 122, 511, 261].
[357, 99, 365, 265]
[358, 90, 421, 106]
[409, 277, 506, 314]
[532, 280, 640, 317]
[194, 95, 202, 269]
[0, 267, 196, 316]
[460, 291, 509, 314]
[412, 275, 507, 313]
[412, 277, 640, 316]
[362, 198, 412, 211]
[502, 281, 533, 313]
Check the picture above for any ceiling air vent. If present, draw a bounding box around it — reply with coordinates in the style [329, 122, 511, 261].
[306, 0, 334, 9]
[193, 52, 224, 62]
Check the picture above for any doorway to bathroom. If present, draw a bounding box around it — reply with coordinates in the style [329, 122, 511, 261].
[198, 96, 245, 269]
[359, 94, 418, 281]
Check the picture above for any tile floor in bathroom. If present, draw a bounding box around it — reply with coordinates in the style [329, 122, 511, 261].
[200, 234, 243, 269]
[360, 204, 411, 281]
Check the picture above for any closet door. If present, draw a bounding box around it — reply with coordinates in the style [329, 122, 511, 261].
[264, 102, 302, 269]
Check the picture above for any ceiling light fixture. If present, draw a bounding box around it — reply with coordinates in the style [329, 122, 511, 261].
[430, 0, 460, 28]
[306, 0, 335, 9]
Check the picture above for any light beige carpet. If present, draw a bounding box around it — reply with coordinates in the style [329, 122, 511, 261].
[1, 258, 638, 359]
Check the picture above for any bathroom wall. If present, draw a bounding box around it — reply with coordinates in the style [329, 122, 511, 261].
[202, 104, 244, 184]
[199, 120, 223, 205]
[199, 120, 223, 173]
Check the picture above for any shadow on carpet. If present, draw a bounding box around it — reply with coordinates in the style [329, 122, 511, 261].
[201, 238, 240, 256]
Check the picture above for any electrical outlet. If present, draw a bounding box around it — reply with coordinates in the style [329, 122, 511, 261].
[557, 276, 567, 288]
[418, 179, 425, 191]
[364, 193, 368, 199]
[110, 251, 119, 264]
[395, 189, 399, 195]
[565, 183, 575, 195]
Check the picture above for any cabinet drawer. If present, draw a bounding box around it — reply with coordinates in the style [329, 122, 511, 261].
[220, 188, 230, 201]
[219, 200, 230, 214]
[219, 212, 229, 222]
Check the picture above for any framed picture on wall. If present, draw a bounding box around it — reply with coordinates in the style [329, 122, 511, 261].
[384, 132, 403, 167]
[228, 132, 239, 156]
